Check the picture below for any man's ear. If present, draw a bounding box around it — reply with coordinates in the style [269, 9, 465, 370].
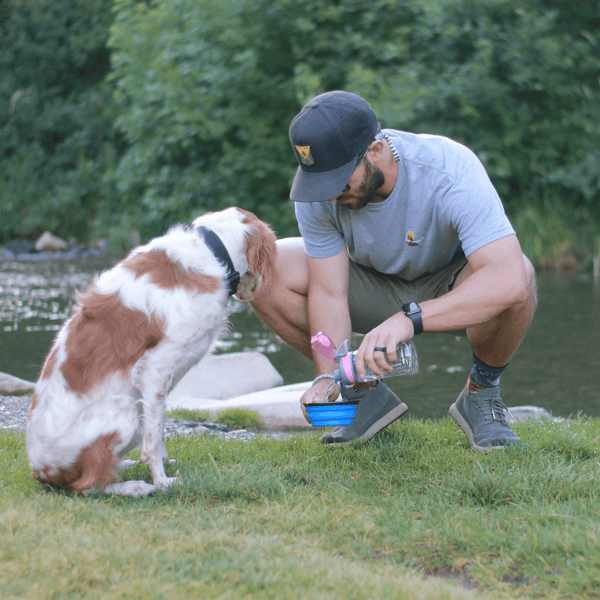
[366, 140, 386, 164]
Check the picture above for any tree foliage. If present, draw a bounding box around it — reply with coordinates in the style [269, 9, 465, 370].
[1, 0, 599, 253]
[107, 0, 600, 241]
[0, 0, 118, 243]
[105, 0, 299, 240]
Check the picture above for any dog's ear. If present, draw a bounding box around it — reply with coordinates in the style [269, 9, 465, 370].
[240, 212, 277, 282]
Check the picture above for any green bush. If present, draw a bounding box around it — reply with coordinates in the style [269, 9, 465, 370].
[215, 408, 262, 430]
[337, 0, 600, 219]
[106, 0, 300, 241]
[107, 0, 600, 243]
[0, 0, 119, 243]
[1, 0, 598, 253]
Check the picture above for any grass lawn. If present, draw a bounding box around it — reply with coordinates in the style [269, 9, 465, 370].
[2, 415, 600, 599]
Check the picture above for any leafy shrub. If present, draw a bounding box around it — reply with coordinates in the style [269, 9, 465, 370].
[0, 0, 119, 243]
[107, 0, 600, 243]
[215, 408, 263, 430]
[1, 0, 598, 251]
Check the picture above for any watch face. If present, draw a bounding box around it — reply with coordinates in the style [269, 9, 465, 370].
[404, 302, 419, 315]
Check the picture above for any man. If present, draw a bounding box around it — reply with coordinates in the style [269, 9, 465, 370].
[251, 91, 537, 450]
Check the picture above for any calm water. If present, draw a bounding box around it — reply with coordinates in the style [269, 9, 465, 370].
[0, 256, 598, 420]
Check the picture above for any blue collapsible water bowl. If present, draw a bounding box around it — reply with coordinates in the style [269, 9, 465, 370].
[305, 401, 359, 427]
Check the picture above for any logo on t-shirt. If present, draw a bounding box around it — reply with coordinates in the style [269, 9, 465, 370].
[406, 231, 424, 246]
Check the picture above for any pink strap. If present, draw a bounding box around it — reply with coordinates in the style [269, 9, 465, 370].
[310, 331, 337, 363]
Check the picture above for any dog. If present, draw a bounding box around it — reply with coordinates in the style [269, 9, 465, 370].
[27, 207, 277, 497]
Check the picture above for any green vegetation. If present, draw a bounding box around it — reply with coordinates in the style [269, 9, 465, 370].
[167, 407, 263, 430]
[166, 408, 213, 422]
[3, 416, 600, 598]
[1, 0, 599, 266]
[0, 0, 118, 243]
[213, 408, 263, 430]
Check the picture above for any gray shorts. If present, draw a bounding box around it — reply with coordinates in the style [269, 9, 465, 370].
[347, 255, 468, 335]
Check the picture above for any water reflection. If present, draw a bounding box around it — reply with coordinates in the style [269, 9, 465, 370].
[1, 256, 598, 420]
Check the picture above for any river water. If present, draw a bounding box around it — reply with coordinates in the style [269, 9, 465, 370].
[0, 256, 598, 420]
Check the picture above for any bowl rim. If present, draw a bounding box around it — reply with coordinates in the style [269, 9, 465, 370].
[305, 401, 359, 408]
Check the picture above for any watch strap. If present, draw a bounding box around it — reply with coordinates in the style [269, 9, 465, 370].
[402, 302, 423, 335]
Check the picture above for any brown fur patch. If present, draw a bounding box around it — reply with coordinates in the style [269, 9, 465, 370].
[61, 288, 165, 396]
[33, 432, 121, 493]
[124, 249, 220, 294]
[40, 346, 58, 380]
[238, 209, 278, 282]
[28, 392, 39, 420]
[72, 432, 121, 492]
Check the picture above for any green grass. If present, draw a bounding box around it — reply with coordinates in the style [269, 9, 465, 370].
[4, 417, 600, 599]
[166, 408, 263, 430]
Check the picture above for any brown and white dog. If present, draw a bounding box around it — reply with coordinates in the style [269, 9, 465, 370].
[27, 207, 277, 497]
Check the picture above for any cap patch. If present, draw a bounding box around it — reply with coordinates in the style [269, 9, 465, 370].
[295, 145, 315, 166]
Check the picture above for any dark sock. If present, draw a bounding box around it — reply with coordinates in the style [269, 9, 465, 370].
[468, 353, 508, 392]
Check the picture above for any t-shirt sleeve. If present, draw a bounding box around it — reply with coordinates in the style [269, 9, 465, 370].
[295, 202, 347, 259]
[440, 158, 515, 258]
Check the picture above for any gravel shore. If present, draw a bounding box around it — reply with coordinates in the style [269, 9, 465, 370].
[0, 395, 300, 441]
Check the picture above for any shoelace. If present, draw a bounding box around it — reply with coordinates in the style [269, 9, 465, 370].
[476, 396, 509, 424]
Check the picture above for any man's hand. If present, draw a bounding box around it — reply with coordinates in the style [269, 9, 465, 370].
[299, 378, 340, 423]
[354, 312, 414, 379]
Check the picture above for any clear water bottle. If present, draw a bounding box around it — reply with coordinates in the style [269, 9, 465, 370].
[333, 339, 419, 387]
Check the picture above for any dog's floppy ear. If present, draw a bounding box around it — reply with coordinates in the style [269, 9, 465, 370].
[239, 210, 277, 283]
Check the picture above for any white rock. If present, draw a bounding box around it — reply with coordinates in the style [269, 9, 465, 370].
[167, 352, 283, 403]
[34, 232, 68, 252]
[506, 405, 565, 423]
[0, 372, 36, 395]
[166, 382, 313, 427]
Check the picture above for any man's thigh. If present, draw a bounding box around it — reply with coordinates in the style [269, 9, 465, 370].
[347, 256, 468, 335]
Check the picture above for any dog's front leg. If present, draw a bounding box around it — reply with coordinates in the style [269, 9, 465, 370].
[140, 399, 179, 491]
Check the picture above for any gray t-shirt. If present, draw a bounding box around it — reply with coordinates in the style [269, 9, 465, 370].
[295, 129, 515, 281]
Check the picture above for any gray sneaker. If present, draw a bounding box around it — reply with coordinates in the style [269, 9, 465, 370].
[320, 381, 408, 446]
[449, 385, 521, 452]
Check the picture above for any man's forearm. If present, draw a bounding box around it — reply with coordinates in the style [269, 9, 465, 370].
[307, 289, 352, 376]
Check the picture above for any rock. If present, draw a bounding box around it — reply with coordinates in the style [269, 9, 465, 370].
[34, 232, 69, 252]
[3, 239, 33, 254]
[0, 372, 36, 395]
[166, 381, 313, 427]
[506, 405, 565, 423]
[166, 352, 284, 402]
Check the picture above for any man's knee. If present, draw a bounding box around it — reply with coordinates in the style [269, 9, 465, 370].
[454, 252, 537, 306]
[251, 237, 309, 307]
[522, 253, 538, 310]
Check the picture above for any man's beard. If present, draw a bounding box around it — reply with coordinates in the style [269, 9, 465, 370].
[347, 159, 387, 210]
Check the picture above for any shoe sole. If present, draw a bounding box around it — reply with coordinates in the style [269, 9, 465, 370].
[322, 402, 408, 447]
[449, 401, 505, 454]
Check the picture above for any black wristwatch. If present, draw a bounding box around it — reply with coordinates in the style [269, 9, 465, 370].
[402, 301, 423, 335]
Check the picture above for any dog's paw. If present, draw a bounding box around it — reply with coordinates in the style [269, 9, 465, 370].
[154, 476, 181, 491]
[104, 480, 157, 497]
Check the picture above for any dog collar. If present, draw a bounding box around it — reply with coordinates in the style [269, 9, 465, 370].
[197, 226, 240, 296]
